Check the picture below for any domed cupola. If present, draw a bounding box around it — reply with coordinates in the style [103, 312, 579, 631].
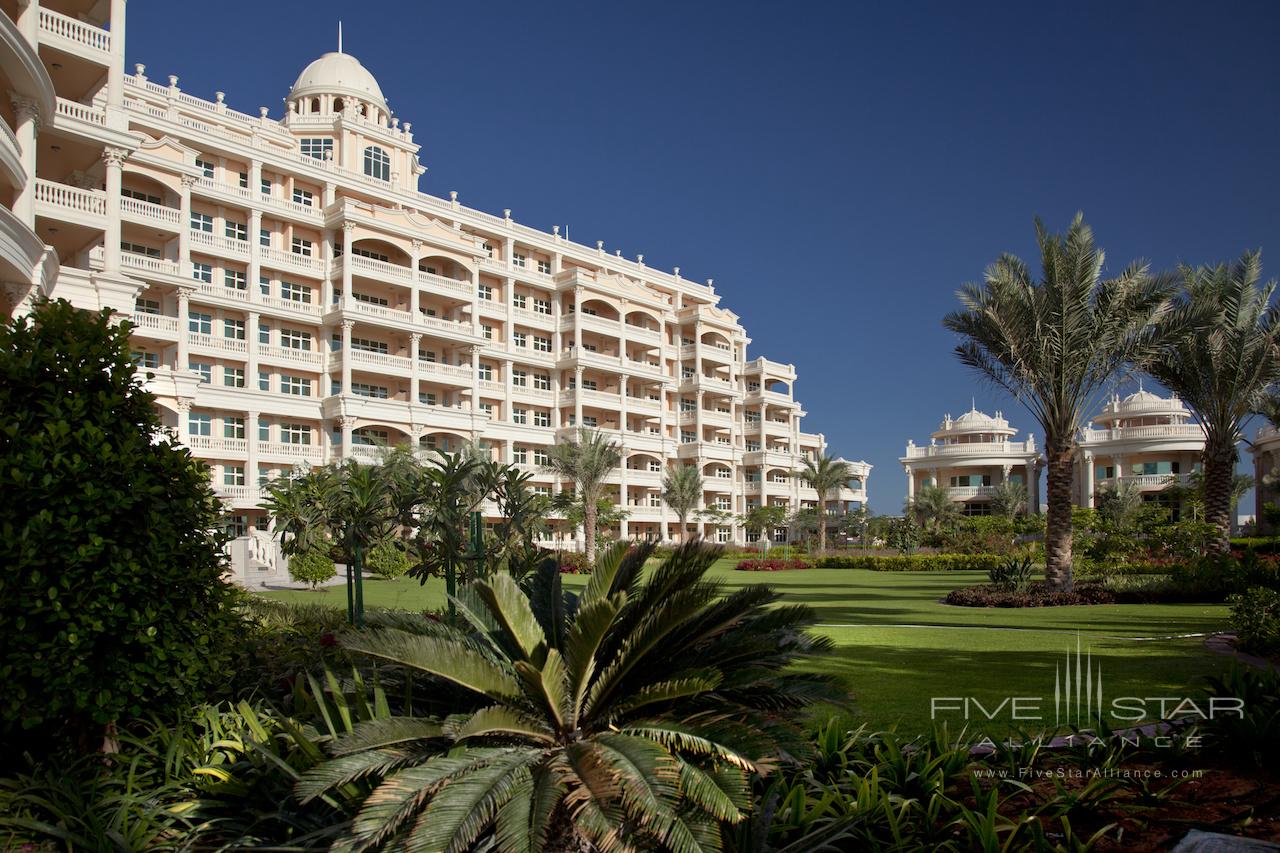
[286, 47, 390, 124]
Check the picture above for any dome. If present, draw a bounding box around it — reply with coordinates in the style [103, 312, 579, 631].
[1118, 388, 1176, 411]
[289, 51, 387, 112]
[932, 407, 1015, 438]
[952, 409, 1000, 428]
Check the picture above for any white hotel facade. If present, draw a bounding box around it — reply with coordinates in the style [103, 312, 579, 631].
[0, 0, 870, 559]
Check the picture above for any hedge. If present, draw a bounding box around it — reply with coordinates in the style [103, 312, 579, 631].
[815, 554, 1006, 572]
[1230, 538, 1280, 556]
[736, 558, 812, 572]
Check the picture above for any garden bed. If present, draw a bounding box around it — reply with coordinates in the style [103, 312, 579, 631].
[736, 558, 812, 571]
[945, 581, 1118, 607]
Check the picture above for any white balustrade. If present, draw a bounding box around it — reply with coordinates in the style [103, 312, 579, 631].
[39, 7, 111, 54]
[121, 196, 181, 225]
[34, 179, 105, 216]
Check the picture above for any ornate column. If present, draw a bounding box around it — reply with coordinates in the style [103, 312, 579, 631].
[758, 402, 767, 450]
[246, 310, 260, 387]
[574, 366, 583, 427]
[106, 0, 127, 117]
[409, 239, 423, 318]
[619, 450, 630, 541]
[245, 407, 260, 490]
[175, 399, 192, 444]
[906, 466, 916, 501]
[573, 286, 583, 352]
[1082, 451, 1095, 509]
[247, 209, 262, 302]
[340, 222, 355, 308]
[9, 96, 39, 226]
[340, 319, 354, 395]
[409, 333, 421, 403]
[178, 175, 197, 276]
[102, 147, 129, 273]
[469, 344, 482, 412]
[694, 389, 704, 444]
[339, 415, 356, 460]
[176, 288, 191, 370]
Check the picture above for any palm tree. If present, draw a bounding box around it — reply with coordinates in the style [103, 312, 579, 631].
[907, 483, 961, 534]
[541, 426, 621, 565]
[796, 455, 856, 554]
[1145, 251, 1280, 551]
[1094, 479, 1145, 528]
[944, 214, 1175, 590]
[299, 542, 840, 851]
[661, 464, 703, 542]
[989, 479, 1028, 519]
[739, 504, 788, 554]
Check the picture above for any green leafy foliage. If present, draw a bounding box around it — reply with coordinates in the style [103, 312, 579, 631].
[291, 549, 338, 589]
[366, 543, 411, 580]
[816, 553, 1005, 572]
[1229, 587, 1280, 657]
[987, 553, 1035, 592]
[0, 300, 242, 759]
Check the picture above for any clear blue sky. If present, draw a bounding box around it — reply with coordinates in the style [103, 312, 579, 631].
[128, 0, 1280, 513]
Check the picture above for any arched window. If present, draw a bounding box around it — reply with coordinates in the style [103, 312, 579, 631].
[310, 98, 320, 113]
[333, 97, 344, 113]
[363, 146, 390, 181]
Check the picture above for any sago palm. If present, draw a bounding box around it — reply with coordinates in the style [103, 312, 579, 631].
[542, 427, 621, 565]
[795, 455, 855, 554]
[662, 464, 704, 542]
[988, 479, 1027, 519]
[1144, 251, 1280, 552]
[297, 542, 839, 852]
[906, 483, 961, 534]
[944, 214, 1175, 590]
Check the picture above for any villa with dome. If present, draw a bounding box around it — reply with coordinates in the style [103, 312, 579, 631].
[1075, 388, 1206, 510]
[0, 3, 869, 582]
[901, 407, 1041, 516]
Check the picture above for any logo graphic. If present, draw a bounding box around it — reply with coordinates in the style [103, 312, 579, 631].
[1055, 634, 1103, 726]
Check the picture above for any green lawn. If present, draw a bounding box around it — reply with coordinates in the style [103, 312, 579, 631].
[260, 561, 1233, 736]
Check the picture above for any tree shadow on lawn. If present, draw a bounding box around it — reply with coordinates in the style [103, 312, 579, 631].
[808, 640, 1233, 738]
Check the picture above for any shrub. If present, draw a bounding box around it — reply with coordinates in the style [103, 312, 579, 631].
[987, 554, 1035, 592]
[945, 582, 1116, 607]
[1229, 587, 1280, 657]
[556, 550, 592, 574]
[288, 550, 337, 589]
[736, 558, 812, 571]
[365, 542, 410, 580]
[0, 300, 243, 760]
[816, 553, 1005, 572]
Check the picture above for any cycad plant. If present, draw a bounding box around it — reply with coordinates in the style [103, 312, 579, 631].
[795, 455, 856, 554]
[906, 483, 962, 536]
[541, 427, 622, 565]
[988, 479, 1028, 519]
[944, 214, 1176, 590]
[662, 464, 704, 542]
[297, 542, 839, 852]
[1145, 251, 1280, 552]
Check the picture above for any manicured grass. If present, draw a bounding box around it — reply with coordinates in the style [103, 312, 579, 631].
[259, 560, 1233, 736]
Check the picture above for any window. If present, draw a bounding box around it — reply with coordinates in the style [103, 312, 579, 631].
[532, 336, 551, 353]
[478, 284, 493, 301]
[419, 391, 437, 405]
[363, 146, 391, 181]
[135, 297, 161, 315]
[512, 369, 527, 387]
[352, 382, 389, 399]
[479, 402, 494, 416]
[512, 407, 527, 424]
[188, 412, 211, 436]
[291, 237, 313, 257]
[478, 364, 493, 381]
[680, 398, 696, 413]
[260, 177, 272, 196]
[132, 351, 160, 369]
[225, 220, 247, 242]
[259, 275, 271, 296]
[188, 311, 212, 335]
[533, 448, 550, 466]
[191, 211, 213, 232]
[351, 337, 389, 354]
[224, 416, 245, 439]
[122, 187, 163, 205]
[259, 228, 271, 247]
[223, 318, 245, 340]
[533, 298, 551, 315]
[223, 366, 245, 388]
[292, 188, 314, 207]
[537, 259, 551, 275]
[352, 292, 388, 307]
[582, 415, 598, 428]
[300, 138, 333, 160]
[258, 371, 270, 391]
[280, 375, 312, 396]
[681, 430, 696, 444]
[512, 253, 526, 269]
[533, 373, 550, 391]
[281, 281, 312, 303]
[482, 242, 494, 258]
[581, 379, 598, 391]
[281, 423, 311, 445]
[224, 269, 246, 291]
[513, 294, 527, 309]
[418, 349, 437, 362]
[195, 158, 214, 178]
[259, 419, 270, 441]
[514, 447, 528, 464]
[192, 262, 212, 284]
[482, 324, 494, 340]
[533, 410, 550, 427]
[716, 527, 731, 543]
[513, 332, 527, 348]
[259, 324, 270, 345]
[121, 241, 161, 258]
[281, 329, 312, 351]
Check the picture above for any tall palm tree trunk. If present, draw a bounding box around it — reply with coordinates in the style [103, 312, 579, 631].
[1044, 438, 1075, 591]
[584, 496, 597, 565]
[678, 511, 688, 543]
[817, 489, 828, 554]
[1203, 441, 1236, 554]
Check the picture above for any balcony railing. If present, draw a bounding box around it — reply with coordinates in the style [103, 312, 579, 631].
[904, 440, 1036, 459]
[190, 229, 250, 257]
[121, 196, 181, 226]
[418, 270, 472, 297]
[947, 485, 997, 499]
[261, 246, 324, 276]
[1079, 424, 1205, 443]
[344, 253, 413, 283]
[121, 252, 180, 277]
[38, 7, 111, 56]
[128, 312, 179, 334]
[189, 333, 247, 355]
[55, 98, 105, 126]
[34, 179, 105, 217]
[188, 435, 247, 454]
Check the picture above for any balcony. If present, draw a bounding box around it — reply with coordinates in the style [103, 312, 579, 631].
[743, 449, 797, 469]
[560, 388, 622, 407]
[194, 280, 248, 302]
[512, 306, 555, 328]
[418, 270, 473, 298]
[189, 229, 250, 260]
[258, 441, 325, 464]
[417, 313, 473, 337]
[187, 435, 247, 455]
[419, 360, 474, 384]
[559, 348, 624, 371]
[947, 486, 997, 500]
[261, 246, 324, 278]
[258, 344, 324, 368]
[34, 179, 105, 225]
[212, 484, 263, 508]
[347, 349, 411, 375]
[1079, 424, 1205, 445]
[903, 440, 1036, 460]
[120, 251, 181, 278]
[339, 298, 413, 325]
[260, 294, 323, 316]
[54, 97, 105, 128]
[194, 177, 254, 205]
[680, 374, 735, 393]
[121, 196, 181, 229]
[624, 356, 665, 378]
[625, 324, 662, 343]
[38, 7, 111, 63]
[341, 253, 413, 284]
[127, 312, 179, 337]
[1104, 473, 1190, 490]
[744, 387, 793, 405]
[189, 333, 247, 356]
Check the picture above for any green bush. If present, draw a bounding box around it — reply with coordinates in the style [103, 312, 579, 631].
[1229, 587, 1280, 657]
[288, 550, 337, 589]
[0, 300, 243, 761]
[1231, 537, 1280, 555]
[815, 553, 1005, 572]
[365, 542, 410, 580]
[988, 554, 1035, 592]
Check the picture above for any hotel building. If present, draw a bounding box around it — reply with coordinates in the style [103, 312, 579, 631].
[1250, 423, 1280, 533]
[0, 1, 870, 575]
[1074, 389, 1205, 510]
[901, 407, 1041, 515]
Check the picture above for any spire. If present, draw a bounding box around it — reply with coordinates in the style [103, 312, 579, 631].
[338, 21, 343, 53]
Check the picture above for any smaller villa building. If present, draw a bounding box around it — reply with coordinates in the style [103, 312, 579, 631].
[1074, 389, 1205, 509]
[901, 408, 1041, 516]
[1249, 424, 1280, 533]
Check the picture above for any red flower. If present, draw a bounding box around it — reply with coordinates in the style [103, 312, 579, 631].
[319, 632, 338, 648]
